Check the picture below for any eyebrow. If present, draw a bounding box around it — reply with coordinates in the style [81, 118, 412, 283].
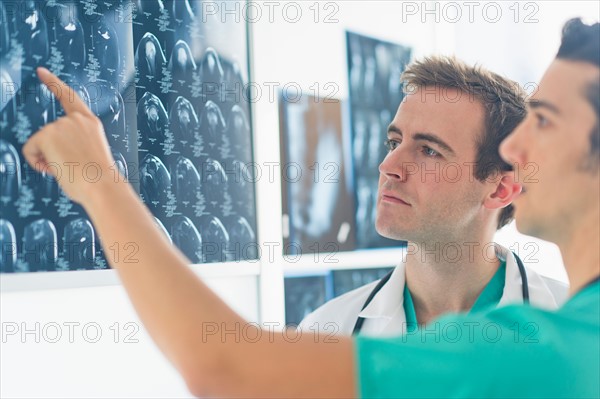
[527, 99, 561, 115]
[387, 125, 456, 156]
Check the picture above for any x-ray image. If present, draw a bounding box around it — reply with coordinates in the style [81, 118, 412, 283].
[135, 32, 167, 94]
[22, 219, 57, 272]
[0, 140, 21, 202]
[201, 158, 228, 214]
[0, 0, 138, 273]
[140, 154, 171, 214]
[169, 40, 196, 95]
[226, 159, 255, 221]
[133, 0, 258, 263]
[171, 156, 201, 208]
[199, 101, 227, 158]
[223, 216, 257, 261]
[200, 48, 225, 87]
[226, 104, 252, 162]
[137, 92, 170, 154]
[47, 3, 86, 77]
[12, 1, 50, 76]
[15, 81, 56, 139]
[171, 216, 203, 264]
[199, 216, 230, 263]
[279, 94, 356, 255]
[0, 219, 17, 273]
[93, 83, 128, 146]
[332, 267, 393, 297]
[63, 218, 95, 270]
[90, 17, 122, 83]
[170, 96, 199, 149]
[284, 275, 331, 326]
[2, 0, 258, 274]
[346, 31, 411, 249]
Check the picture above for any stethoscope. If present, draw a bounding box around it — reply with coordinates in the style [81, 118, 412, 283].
[352, 252, 530, 335]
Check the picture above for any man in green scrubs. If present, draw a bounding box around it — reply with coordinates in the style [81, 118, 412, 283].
[21, 18, 599, 398]
[356, 17, 600, 397]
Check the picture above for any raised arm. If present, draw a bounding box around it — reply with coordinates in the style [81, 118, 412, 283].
[23, 68, 356, 398]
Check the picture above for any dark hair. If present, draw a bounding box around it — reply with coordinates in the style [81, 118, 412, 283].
[556, 18, 600, 164]
[402, 56, 527, 229]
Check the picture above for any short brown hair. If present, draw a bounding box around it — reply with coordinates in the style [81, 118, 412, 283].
[401, 56, 527, 229]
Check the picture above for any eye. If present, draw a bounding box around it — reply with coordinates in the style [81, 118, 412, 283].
[384, 139, 400, 152]
[536, 113, 549, 128]
[422, 146, 440, 158]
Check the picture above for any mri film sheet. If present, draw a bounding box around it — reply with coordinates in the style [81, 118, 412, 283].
[132, 0, 257, 264]
[279, 93, 356, 255]
[0, 0, 138, 273]
[346, 31, 411, 249]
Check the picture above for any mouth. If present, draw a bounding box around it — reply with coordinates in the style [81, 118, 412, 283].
[380, 190, 411, 206]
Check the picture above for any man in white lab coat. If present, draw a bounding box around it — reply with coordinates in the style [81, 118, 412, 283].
[300, 57, 568, 337]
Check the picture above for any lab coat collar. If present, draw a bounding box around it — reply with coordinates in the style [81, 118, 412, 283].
[357, 243, 558, 322]
[496, 244, 559, 309]
[357, 262, 407, 320]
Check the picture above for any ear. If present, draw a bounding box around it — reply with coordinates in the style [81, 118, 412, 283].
[483, 172, 522, 210]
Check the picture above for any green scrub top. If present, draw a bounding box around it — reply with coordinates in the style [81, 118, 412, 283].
[356, 280, 600, 398]
[404, 261, 506, 332]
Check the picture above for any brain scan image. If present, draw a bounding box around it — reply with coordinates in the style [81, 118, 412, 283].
[200, 48, 225, 88]
[199, 216, 230, 263]
[226, 105, 251, 160]
[223, 216, 257, 261]
[63, 218, 95, 270]
[112, 151, 129, 181]
[18, 81, 56, 134]
[94, 83, 127, 145]
[170, 96, 199, 147]
[140, 154, 171, 212]
[199, 101, 226, 153]
[49, 3, 86, 75]
[172, 156, 201, 206]
[137, 92, 169, 152]
[171, 216, 203, 263]
[0, 219, 17, 273]
[22, 219, 57, 272]
[226, 159, 254, 217]
[0, 140, 21, 202]
[154, 217, 171, 244]
[169, 40, 196, 90]
[135, 33, 166, 89]
[91, 17, 121, 81]
[201, 159, 228, 210]
[15, 1, 50, 73]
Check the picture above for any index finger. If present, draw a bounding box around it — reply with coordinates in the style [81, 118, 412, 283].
[36, 67, 94, 117]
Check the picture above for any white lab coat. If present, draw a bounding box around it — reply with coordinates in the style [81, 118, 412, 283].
[298, 244, 569, 337]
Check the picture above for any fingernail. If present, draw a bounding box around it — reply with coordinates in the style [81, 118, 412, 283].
[37, 67, 50, 76]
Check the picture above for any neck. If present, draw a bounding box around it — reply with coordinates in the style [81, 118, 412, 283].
[560, 211, 600, 296]
[404, 236, 500, 325]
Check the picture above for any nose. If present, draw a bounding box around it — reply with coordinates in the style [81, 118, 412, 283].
[379, 146, 407, 182]
[500, 117, 529, 167]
